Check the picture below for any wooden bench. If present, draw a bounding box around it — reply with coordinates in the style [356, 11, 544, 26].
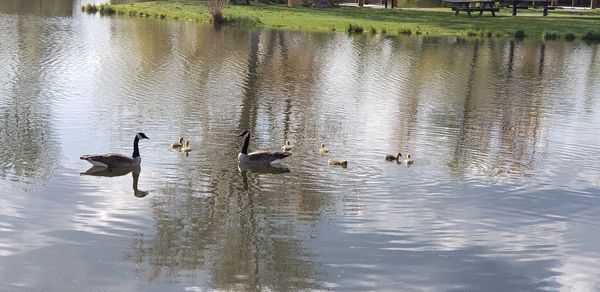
[444, 0, 499, 16]
[451, 6, 500, 16]
[500, 0, 552, 15]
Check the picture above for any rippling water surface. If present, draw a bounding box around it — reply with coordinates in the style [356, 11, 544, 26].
[1, 1, 600, 291]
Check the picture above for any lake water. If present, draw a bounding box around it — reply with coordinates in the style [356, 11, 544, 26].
[1, 1, 600, 291]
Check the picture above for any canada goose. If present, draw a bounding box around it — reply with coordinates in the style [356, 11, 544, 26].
[281, 141, 294, 152]
[181, 141, 191, 153]
[385, 152, 402, 161]
[328, 159, 348, 168]
[238, 130, 291, 165]
[404, 154, 414, 165]
[171, 137, 184, 148]
[80, 132, 149, 168]
[319, 143, 329, 154]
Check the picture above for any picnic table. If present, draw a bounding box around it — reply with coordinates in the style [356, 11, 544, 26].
[499, 0, 553, 16]
[443, 0, 500, 16]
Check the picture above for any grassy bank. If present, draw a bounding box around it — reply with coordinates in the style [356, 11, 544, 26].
[82, 1, 600, 39]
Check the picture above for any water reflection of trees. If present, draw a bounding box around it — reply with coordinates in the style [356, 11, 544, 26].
[115, 25, 598, 288]
[0, 0, 73, 16]
[421, 39, 551, 179]
[122, 28, 333, 290]
[0, 13, 59, 189]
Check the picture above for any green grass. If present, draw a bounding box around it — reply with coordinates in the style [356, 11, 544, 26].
[347, 23, 364, 33]
[398, 27, 412, 35]
[82, 1, 600, 39]
[82, 3, 98, 13]
[542, 31, 559, 40]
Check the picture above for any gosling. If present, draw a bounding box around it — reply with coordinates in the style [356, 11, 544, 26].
[171, 137, 184, 148]
[281, 141, 294, 152]
[181, 141, 192, 153]
[320, 143, 329, 154]
[404, 154, 414, 165]
[385, 152, 402, 161]
[328, 159, 348, 168]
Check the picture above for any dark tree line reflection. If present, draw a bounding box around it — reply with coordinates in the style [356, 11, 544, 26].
[118, 27, 334, 290]
[0, 0, 73, 16]
[0, 8, 60, 190]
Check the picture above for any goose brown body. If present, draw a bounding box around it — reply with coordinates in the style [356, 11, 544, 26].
[171, 137, 184, 148]
[385, 152, 402, 161]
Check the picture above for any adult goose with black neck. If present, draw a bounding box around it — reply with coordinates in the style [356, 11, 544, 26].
[80, 132, 149, 168]
[237, 130, 291, 165]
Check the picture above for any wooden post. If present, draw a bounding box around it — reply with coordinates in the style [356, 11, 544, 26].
[358, 0, 364, 6]
[591, 0, 596, 9]
[512, 0, 517, 15]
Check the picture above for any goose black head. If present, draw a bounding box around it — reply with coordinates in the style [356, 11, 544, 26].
[238, 130, 249, 137]
[136, 132, 150, 140]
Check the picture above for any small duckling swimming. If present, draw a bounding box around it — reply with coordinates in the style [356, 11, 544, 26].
[320, 143, 329, 155]
[281, 141, 294, 152]
[181, 141, 191, 153]
[404, 154, 414, 165]
[385, 152, 402, 161]
[328, 159, 348, 168]
[171, 137, 184, 149]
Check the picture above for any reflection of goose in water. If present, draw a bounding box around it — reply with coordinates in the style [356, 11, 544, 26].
[80, 132, 149, 168]
[80, 165, 148, 198]
[238, 164, 291, 191]
[237, 130, 291, 166]
[238, 164, 291, 175]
